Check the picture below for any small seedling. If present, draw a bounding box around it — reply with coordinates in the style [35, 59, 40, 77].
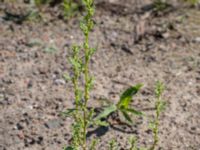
[94, 84, 143, 126]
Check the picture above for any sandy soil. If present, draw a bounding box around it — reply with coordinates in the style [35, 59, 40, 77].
[0, 0, 200, 150]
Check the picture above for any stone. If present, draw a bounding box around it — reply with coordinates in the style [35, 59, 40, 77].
[44, 119, 62, 129]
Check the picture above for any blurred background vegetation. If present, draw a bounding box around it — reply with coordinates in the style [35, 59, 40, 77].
[0, 0, 199, 23]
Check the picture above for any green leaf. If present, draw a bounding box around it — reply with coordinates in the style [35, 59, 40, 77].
[44, 45, 57, 53]
[93, 120, 109, 127]
[157, 100, 167, 112]
[61, 109, 76, 117]
[88, 108, 94, 124]
[121, 110, 133, 123]
[129, 136, 137, 150]
[99, 98, 113, 106]
[90, 139, 99, 150]
[80, 21, 88, 35]
[155, 81, 164, 98]
[63, 73, 71, 81]
[94, 104, 117, 121]
[64, 146, 74, 150]
[123, 108, 143, 116]
[109, 139, 118, 150]
[88, 76, 95, 91]
[69, 58, 79, 68]
[89, 47, 96, 56]
[148, 121, 156, 130]
[117, 84, 143, 108]
[72, 45, 80, 54]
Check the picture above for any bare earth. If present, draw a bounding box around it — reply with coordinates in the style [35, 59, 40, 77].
[0, 0, 200, 150]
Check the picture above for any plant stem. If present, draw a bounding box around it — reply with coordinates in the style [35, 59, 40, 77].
[150, 105, 159, 150]
[84, 32, 90, 105]
[150, 82, 164, 150]
[70, 0, 95, 149]
[82, 0, 95, 149]
[72, 46, 80, 110]
[83, 34, 89, 150]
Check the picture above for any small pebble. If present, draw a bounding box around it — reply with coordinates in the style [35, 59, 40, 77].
[193, 37, 200, 43]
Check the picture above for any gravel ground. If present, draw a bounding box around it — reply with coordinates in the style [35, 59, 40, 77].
[0, 0, 200, 150]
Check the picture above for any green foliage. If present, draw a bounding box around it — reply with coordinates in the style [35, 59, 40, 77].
[64, 146, 74, 150]
[64, 3, 144, 146]
[94, 84, 143, 125]
[109, 139, 118, 150]
[117, 84, 142, 108]
[149, 81, 166, 150]
[89, 139, 98, 150]
[63, 0, 95, 150]
[94, 104, 117, 123]
[129, 136, 138, 150]
[62, 0, 81, 19]
[71, 119, 84, 149]
[153, 0, 170, 11]
[63, 0, 166, 150]
[61, 108, 76, 117]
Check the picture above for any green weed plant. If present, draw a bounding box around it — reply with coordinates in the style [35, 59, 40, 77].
[63, 0, 166, 150]
[64, 0, 96, 149]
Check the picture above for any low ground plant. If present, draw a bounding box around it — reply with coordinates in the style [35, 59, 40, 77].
[93, 84, 143, 126]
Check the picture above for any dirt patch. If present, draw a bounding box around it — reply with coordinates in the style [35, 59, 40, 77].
[0, 0, 200, 150]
